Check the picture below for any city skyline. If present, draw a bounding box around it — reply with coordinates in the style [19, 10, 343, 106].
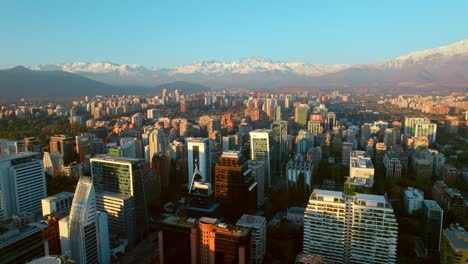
[1, 1, 467, 68]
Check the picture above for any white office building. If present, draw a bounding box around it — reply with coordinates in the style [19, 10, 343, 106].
[403, 187, 424, 214]
[59, 177, 110, 264]
[236, 214, 267, 264]
[187, 137, 211, 187]
[303, 189, 398, 264]
[0, 152, 46, 220]
[414, 123, 437, 144]
[41, 191, 74, 216]
[249, 129, 273, 190]
[43, 151, 64, 176]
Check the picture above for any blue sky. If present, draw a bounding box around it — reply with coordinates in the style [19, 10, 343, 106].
[1, 0, 467, 68]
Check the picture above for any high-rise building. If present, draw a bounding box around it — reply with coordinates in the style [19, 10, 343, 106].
[149, 127, 169, 164]
[404, 117, 431, 136]
[49, 135, 75, 165]
[440, 225, 468, 264]
[41, 191, 74, 216]
[440, 188, 467, 225]
[248, 160, 265, 208]
[444, 116, 460, 135]
[271, 120, 288, 173]
[90, 156, 148, 242]
[326, 112, 336, 130]
[59, 177, 110, 264]
[24, 137, 42, 156]
[0, 221, 48, 263]
[0, 152, 46, 220]
[295, 104, 310, 125]
[403, 187, 424, 214]
[43, 151, 64, 176]
[158, 216, 251, 264]
[187, 137, 211, 187]
[341, 142, 353, 166]
[0, 139, 25, 157]
[250, 129, 273, 190]
[303, 189, 398, 264]
[236, 214, 267, 264]
[421, 200, 443, 252]
[383, 150, 402, 180]
[307, 121, 323, 136]
[214, 151, 257, 217]
[286, 159, 313, 192]
[96, 191, 135, 243]
[414, 123, 437, 144]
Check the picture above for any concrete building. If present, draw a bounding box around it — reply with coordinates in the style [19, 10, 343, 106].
[286, 159, 314, 192]
[440, 188, 467, 225]
[0, 221, 48, 263]
[341, 142, 353, 167]
[0, 152, 46, 220]
[303, 189, 398, 264]
[43, 151, 64, 176]
[96, 191, 135, 243]
[149, 127, 169, 166]
[295, 104, 310, 125]
[404, 117, 431, 136]
[158, 216, 251, 264]
[49, 135, 75, 165]
[349, 151, 375, 185]
[403, 187, 424, 215]
[440, 225, 468, 264]
[384, 150, 402, 180]
[236, 214, 267, 264]
[414, 123, 437, 144]
[307, 121, 323, 136]
[41, 191, 74, 217]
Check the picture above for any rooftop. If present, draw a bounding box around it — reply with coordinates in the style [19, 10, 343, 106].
[91, 155, 143, 164]
[443, 229, 468, 250]
[236, 214, 266, 229]
[422, 200, 443, 211]
[42, 192, 74, 202]
[97, 191, 133, 200]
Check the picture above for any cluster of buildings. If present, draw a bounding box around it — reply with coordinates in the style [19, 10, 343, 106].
[0, 89, 467, 263]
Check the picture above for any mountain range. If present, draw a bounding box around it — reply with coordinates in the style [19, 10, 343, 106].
[1, 39, 468, 99]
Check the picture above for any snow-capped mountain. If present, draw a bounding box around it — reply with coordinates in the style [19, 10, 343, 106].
[31, 62, 150, 76]
[27, 39, 468, 89]
[168, 57, 351, 76]
[376, 39, 468, 69]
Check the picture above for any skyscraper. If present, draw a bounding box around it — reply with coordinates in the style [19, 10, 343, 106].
[271, 120, 288, 175]
[90, 156, 148, 242]
[49, 135, 75, 165]
[303, 189, 398, 264]
[308, 121, 323, 136]
[187, 137, 211, 187]
[414, 123, 437, 144]
[59, 177, 110, 264]
[236, 214, 267, 264]
[249, 129, 273, 190]
[295, 104, 310, 125]
[421, 200, 443, 253]
[214, 151, 257, 218]
[0, 152, 46, 220]
[148, 127, 169, 166]
[326, 112, 336, 131]
[404, 117, 431, 135]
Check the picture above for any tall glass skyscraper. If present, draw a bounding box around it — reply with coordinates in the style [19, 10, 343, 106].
[59, 177, 110, 264]
[90, 156, 148, 242]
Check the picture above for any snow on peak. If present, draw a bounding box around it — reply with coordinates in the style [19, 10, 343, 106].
[31, 62, 149, 76]
[169, 57, 351, 76]
[378, 39, 468, 69]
